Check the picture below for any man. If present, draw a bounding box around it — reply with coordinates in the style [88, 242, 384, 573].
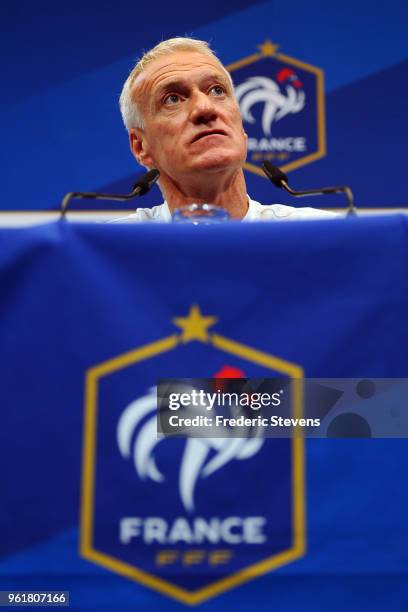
[117, 37, 336, 222]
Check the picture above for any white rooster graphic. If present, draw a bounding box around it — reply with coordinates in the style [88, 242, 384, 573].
[235, 72, 305, 136]
[117, 387, 264, 512]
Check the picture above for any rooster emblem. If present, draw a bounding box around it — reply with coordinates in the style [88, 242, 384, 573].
[234, 69, 305, 136]
[117, 386, 264, 512]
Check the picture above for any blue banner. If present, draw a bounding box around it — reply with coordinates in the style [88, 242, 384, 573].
[1, 216, 408, 610]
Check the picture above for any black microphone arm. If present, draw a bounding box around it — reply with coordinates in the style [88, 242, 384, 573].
[262, 161, 356, 216]
[60, 168, 160, 218]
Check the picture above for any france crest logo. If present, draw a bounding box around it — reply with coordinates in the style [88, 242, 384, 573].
[228, 41, 326, 178]
[80, 305, 306, 604]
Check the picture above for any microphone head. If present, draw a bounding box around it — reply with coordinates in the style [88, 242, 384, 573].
[261, 161, 288, 188]
[133, 169, 160, 195]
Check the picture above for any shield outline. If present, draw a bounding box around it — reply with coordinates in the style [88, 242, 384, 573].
[227, 40, 326, 177]
[80, 308, 306, 605]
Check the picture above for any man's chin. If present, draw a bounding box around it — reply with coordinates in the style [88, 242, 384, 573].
[191, 151, 243, 173]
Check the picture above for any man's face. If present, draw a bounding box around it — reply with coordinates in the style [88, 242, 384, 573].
[130, 51, 247, 183]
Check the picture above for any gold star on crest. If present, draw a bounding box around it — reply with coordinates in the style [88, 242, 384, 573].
[172, 304, 218, 343]
[258, 40, 279, 57]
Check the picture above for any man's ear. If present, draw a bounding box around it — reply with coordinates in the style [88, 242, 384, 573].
[129, 128, 154, 168]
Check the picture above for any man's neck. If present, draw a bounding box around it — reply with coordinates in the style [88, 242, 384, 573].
[159, 169, 249, 220]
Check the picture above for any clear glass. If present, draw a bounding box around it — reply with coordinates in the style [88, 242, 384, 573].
[172, 204, 230, 224]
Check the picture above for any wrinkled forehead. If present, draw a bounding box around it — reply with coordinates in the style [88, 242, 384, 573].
[132, 51, 232, 111]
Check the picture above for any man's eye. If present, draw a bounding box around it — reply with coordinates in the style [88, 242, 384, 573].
[164, 93, 181, 105]
[210, 85, 225, 96]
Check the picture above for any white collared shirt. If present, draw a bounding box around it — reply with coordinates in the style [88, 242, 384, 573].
[109, 198, 339, 223]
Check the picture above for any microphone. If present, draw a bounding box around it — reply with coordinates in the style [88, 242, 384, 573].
[262, 161, 356, 216]
[60, 168, 160, 217]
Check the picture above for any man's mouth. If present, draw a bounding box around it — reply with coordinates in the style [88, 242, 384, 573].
[191, 130, 227, 143]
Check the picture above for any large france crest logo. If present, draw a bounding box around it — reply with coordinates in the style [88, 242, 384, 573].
[227, 40, 326, 177]
[80, 305, 306, 605]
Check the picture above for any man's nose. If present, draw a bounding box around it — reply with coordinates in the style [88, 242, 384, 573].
[189, 90, 218, 124]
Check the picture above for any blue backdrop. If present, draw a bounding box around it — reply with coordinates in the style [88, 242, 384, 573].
[1, 0, 407, 211]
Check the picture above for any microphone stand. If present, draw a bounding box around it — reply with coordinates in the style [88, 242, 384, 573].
[60, 169, 160, 218]
[262, 161, 356, 216]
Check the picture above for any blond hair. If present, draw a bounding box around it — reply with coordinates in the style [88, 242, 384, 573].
[119, 37, 233, 131]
